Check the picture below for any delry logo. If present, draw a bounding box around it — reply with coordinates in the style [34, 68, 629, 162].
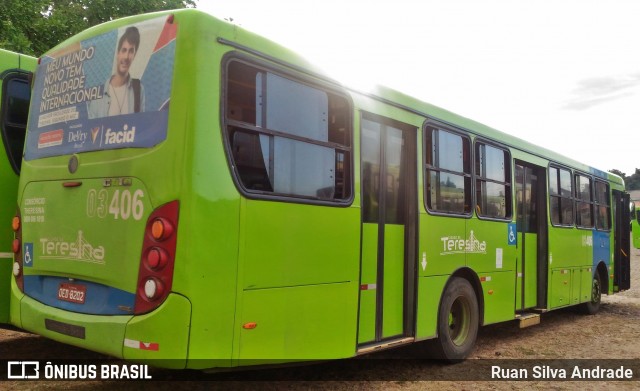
[68, 129, 89, 148]
[68, 130, 88, 144]
[440, 230, 487, 255]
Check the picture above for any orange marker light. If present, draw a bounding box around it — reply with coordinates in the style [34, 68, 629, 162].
[151, 219, 165, 240]
[11, 216, 20, 232]
[151, 218, 173, 241]
[243, 322, 258, 330]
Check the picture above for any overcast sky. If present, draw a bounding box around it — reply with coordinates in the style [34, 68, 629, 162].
[198, 0, 639, 176]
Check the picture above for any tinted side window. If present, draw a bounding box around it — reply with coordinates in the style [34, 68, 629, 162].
[1, 75, 31, 174]
[549, 166, 574, 226]
[475, 142, 511, 219]
[225, 60, 351, 202]
[425, 126, 471, 215]
[575, 174, 593, 228]
[594, 180, 610, 230]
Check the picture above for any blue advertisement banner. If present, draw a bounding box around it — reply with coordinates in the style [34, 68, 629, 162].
[25, 15, 176, 160]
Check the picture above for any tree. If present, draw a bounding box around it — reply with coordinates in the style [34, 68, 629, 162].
[0, 0, 196, 56]
[0, 0, 48, 54]
[626, 169, 640, 191]
[609, 168, 640, 190]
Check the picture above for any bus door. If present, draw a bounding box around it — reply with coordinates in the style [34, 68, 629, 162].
[612, 190, 630, 291]
[514, 162, 548, 310]
[358, 113, 417, 346]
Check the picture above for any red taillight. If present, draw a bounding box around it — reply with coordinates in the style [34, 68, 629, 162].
[146, 247, 168, 269]
[134, 201, 179, 314]
[12, 239, 20, 254]
[12, 210, 23, 292]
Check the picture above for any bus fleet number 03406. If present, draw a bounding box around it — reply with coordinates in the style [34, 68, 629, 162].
[86, 188, 144, 221]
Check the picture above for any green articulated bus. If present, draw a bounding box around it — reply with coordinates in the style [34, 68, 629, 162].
[9, 9, 632, 369]
[0, 49, 35, 324]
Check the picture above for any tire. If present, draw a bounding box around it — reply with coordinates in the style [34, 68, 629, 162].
[432, 277, 479, 362]
[581, 271, 602, 315]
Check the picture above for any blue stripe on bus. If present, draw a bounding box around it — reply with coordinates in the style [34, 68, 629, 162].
[592, 230, 611, 272]
[24, 275, 135, 315]
[589, 167, 609, 180]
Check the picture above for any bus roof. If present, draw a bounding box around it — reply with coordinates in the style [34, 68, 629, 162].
[41, 9, 624, 186]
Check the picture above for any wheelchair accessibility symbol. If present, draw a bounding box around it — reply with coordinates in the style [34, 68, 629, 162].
[508, 224, 517, 246]
[23, 243, 34, 267]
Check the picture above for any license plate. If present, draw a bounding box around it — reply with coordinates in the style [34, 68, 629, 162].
[57, 283, 86, 304]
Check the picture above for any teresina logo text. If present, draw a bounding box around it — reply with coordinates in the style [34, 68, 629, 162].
[440, 230, 487, 255]
[40, 230, 105, 264]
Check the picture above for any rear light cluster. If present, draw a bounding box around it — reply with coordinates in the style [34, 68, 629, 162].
[11, 212, 24, 292]
[134, 201, 179, 314]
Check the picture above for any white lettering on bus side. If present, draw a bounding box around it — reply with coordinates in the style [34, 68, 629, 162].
[105, 125, 136, 145]
[39, 231, 106, 263]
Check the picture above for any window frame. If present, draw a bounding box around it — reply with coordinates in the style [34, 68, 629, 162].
[221, 53, 354, 206]
[473, 138, 512, 221]
[423, 120, 473, 217]
[0, 70, 31, 175]
[548, 164, 575, 227]
[594, 179, 611, 232]
[574, 172, 594, 229]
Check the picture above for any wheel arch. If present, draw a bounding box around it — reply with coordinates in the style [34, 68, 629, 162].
[445, 267, 484, 327]
[595, 261, 609, 295]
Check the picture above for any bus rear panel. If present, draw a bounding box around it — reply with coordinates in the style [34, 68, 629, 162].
[12, 13, 194, 366]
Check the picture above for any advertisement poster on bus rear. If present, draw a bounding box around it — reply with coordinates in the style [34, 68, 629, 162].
[24, 15, 176, 160]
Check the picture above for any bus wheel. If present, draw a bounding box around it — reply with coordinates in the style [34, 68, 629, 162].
[581, 272, 602, 315]
[433, 277, 479, 362]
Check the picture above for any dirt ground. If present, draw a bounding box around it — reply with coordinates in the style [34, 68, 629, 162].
[2, 243, 639, 390]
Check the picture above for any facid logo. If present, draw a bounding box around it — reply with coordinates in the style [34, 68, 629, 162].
[440, 230, 487, 255]
[105, 124, 135, 145]
[40, 230, 105, 264]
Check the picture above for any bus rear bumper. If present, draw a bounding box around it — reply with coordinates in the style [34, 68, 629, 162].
[122, 294, 191, 368]
[14, 289, 191, 367]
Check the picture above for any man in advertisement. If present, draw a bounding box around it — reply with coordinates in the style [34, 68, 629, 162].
[87, 27, 145, 119]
